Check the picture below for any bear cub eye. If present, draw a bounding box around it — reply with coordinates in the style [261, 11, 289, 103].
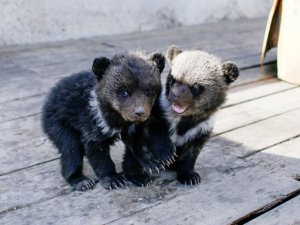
[118, 87, 130, 98]
[190, 83, 205, 96]
[121, 91, 129, 98]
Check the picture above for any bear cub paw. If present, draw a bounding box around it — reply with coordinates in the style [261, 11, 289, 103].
[70, 176, 98, 191]
[100, 173, 128, 190]
[177, 172, 201, 185]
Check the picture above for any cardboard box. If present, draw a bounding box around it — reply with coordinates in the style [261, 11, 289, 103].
[262, 0, 300, 84]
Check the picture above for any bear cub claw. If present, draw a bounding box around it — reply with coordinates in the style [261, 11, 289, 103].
[178, 172, 201, 185]
[135, 145, 176, 175]
[71, 176, 98, 191]
[151, 144, 176, 168]
[100, 173, 128, 190]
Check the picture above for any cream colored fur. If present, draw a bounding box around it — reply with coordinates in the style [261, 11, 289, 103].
[169, 49, 223, 85]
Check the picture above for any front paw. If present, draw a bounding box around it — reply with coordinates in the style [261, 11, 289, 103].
[100, 173, 128, 190]
[125, 173, 152, 187]
[151, 143, 177, 167]
[135, 151, 162, 175]
[177, 172, 201, 185]
[70, 176, 98, 191]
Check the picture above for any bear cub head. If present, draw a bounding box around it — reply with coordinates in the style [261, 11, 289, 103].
[164, 45, 239, 120]
[93, 52, 165, 123]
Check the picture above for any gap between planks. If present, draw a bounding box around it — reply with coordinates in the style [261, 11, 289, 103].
[228, 188, 300, 225]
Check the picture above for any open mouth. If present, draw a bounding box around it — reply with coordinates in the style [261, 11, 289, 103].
[171, 103, 187, 114]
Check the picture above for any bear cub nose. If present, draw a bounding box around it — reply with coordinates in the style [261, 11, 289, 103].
[134, 107, 145, 116]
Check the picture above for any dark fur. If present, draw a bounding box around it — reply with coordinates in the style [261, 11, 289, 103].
[122, 46, 239, 186]
[42, 52, 165, 191]
[121, 114, 175, 186]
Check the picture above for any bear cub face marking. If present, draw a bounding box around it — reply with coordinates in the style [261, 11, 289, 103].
[164, 45, 239, 119]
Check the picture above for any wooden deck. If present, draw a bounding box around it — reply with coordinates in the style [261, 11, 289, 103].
[0, 18, 300, 225]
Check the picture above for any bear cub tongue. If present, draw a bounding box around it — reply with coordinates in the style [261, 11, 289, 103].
[171, 103, 187, 114]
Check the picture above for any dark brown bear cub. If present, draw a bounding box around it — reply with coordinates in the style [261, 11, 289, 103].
[42, 52, 165, 191]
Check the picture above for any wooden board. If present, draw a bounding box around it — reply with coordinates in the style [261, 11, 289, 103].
[0, 136, 299, 225]
[0, 137, 58, 175]
[218, 108, 300, 158]
[0, 114, 43, 147]
[214, 88, 300, 135]
[247, 136, 300, 179]
[225, 79, 295, 108]
[247, 196, 300, 225]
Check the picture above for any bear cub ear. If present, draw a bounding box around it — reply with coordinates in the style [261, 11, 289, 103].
[149, 53, 166, 73]
[92, 57, 111, 80]
[166, 45, 183, 64]
[222, 61, 239, 84]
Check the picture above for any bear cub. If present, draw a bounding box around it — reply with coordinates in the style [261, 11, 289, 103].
[123, 45, 239, 186]
[42, 51, 166, 191]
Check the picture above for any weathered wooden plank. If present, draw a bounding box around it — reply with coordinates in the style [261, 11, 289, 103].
[106, 174, 299, 225]
[227, 136, 300, 224]
[0, 41, 114, 70]
[247, 196, 300, 225]
[0, 140, 124, 209]
[232, 62, 277, 87]
[224, 79, 295, 108]
[0, 18, 270, 88]
[0, 160, 69, 212]
[247, 136, 300, 179]
[0, 114, 43, 147]
[0, 142, 173, 212]
[214, 88, 300, 135]
[105, 19, 265, 51]
[0, 69, 58, 105]
[217, 108, 300, 158]
[1, 135, 299, 225]
[104, 17, 267, 44]
[0, 17, 266, 59]
[0, 95, 44, 123]
[0, 137, 58, 175]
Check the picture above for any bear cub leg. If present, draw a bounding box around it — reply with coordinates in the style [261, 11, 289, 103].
[172, 146, 202, 185]
[122, 148, 153, 186]
[85, 141, 127, 190]
[122, 118, 176, 186]
[49, 124, 98, 191]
